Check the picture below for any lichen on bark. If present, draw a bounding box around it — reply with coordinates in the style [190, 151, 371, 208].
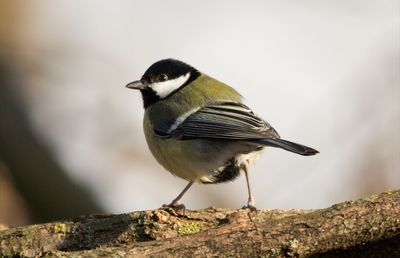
[1, 190, 399, 257]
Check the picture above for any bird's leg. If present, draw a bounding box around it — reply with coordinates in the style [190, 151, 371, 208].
[242, 163, 257, 211]
[163, 181, 193, 210]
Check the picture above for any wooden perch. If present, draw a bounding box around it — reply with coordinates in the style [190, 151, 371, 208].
[0, 190, 399, 257]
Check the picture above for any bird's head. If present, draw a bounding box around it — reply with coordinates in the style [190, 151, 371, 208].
[126, 59, 200, 108]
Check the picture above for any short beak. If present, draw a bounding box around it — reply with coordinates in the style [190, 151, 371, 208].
[125, 80, 147, 90]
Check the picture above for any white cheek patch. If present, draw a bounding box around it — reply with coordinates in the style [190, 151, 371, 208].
[150, 72, 191, 98]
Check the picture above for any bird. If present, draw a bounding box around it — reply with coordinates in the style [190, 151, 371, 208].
[126, 59, 318, 210]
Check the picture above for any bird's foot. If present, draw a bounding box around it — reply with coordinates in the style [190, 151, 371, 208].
[162, 202, 186, 210]
[241, 204, 257, 211]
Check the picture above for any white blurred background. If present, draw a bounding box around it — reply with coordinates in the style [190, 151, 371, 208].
[0, 0, 399, 226]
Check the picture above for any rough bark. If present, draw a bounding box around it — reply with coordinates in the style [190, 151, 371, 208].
[0, 190, 399, 257]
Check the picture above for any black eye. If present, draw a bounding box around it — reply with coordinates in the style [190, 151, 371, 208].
[158, 74, 168, 82]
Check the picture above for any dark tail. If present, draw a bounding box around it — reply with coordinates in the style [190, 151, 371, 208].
[259, 138, 319, 156]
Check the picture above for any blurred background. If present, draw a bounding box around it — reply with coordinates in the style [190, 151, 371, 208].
[0, 0, 399, 227]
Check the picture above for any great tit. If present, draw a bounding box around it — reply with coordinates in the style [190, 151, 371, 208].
[126, 59, 318, 210]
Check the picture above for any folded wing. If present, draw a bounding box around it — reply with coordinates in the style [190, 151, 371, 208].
[165, 102, 280, 140]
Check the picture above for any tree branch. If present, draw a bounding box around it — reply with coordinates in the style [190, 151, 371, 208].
[1, 190, 399, 257]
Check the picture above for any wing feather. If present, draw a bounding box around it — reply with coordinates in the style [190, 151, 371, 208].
[166, 102, 280, 140]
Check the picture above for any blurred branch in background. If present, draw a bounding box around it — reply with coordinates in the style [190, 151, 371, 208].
[0, 61, 102, 225]
[0, 160, 30, 226]
[0, 2, 102, 225]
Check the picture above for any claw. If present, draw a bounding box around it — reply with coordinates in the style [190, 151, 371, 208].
[241, 204, 257, 212]
[162, 203, 186, 210]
